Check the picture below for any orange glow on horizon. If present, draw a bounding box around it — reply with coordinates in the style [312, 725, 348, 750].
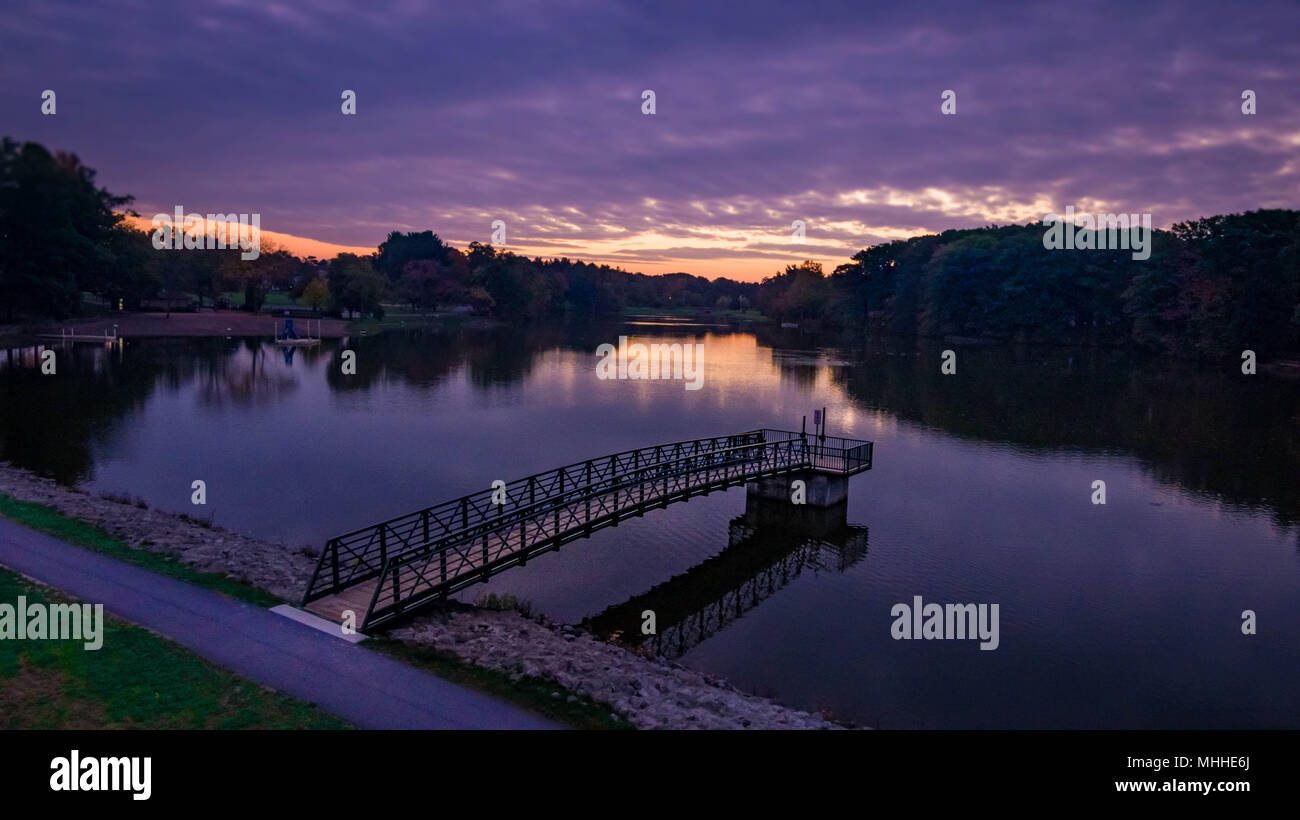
[121, 213, 849, 281]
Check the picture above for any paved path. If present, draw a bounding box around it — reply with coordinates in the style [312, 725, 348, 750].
[0, 516, 560, 730]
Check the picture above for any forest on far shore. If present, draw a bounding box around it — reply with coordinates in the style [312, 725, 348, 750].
[2, 137, 1297, 359]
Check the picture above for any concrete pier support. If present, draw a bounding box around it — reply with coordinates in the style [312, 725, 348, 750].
[746, 471, 848, 508]
[744, 471, 851, 536]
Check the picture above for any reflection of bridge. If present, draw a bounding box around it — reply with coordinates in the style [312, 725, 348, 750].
[585, 502, 868, 660]
[302, 429, 872, 631]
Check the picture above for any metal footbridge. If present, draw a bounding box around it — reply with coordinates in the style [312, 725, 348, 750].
[302, 428, 872, 631]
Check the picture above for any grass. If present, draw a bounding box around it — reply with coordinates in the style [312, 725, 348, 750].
[345, 314, 472, 334]
[0, 493, 281, 607]
[474, 592, 533, 617]
[369, 636, 635, 730]
[222, 290, 301, 308]
[0, 567, 350, 729]
[346, 317, 420, 333]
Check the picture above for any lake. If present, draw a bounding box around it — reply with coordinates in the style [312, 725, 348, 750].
[2, 319, 1297, 728]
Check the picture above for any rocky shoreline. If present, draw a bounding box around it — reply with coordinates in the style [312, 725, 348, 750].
[0, 463, 846, 729]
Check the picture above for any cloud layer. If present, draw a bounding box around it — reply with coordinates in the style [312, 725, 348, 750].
[4, 0, 1297, 279]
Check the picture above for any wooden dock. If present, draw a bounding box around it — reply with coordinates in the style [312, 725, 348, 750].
[36, 330, 119, 343]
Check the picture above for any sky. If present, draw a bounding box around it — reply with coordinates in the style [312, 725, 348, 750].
[2, 0, 1298, 281]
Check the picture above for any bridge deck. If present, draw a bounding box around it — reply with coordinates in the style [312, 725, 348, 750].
[302, 429, 872, 631]
[303, 580, 379, 625]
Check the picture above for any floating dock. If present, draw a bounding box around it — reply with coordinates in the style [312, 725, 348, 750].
[35, 329, 119, 343]
[273, 318, 323, 346]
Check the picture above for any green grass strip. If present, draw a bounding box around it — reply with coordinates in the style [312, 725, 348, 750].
[0, 492, 281, 607]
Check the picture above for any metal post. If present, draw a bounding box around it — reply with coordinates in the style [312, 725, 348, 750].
[555, 469, 563, 534]
[329, 539, 339, 590]
[584, 461, 592, 529]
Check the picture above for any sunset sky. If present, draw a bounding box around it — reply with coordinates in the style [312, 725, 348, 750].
[3, 0, 1297, 281]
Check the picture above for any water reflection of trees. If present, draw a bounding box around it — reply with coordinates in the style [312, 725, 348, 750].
[318, 324, 1300, 531]
[0, 341, 165, 483]
[774, 334, 1300, 531]
[7, 323, 1297, 534]
[322, 324, 574, 392]
[193, 342, 299, 409]
[0, 337, 311, 482]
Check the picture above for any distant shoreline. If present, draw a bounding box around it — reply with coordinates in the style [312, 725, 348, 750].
[0, 309, 519, 345]
[8, 311, 1297, 376]
[6, 310, 351, 341]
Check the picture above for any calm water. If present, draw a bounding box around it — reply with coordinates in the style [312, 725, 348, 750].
[3, 322, 1297, 728]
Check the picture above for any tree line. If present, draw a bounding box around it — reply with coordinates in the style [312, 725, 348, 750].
[0, 138, 754, 322]
[0, 139, 316, 319]
[3, 137, 1297, 357]
[756, 212, 1300, 357]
